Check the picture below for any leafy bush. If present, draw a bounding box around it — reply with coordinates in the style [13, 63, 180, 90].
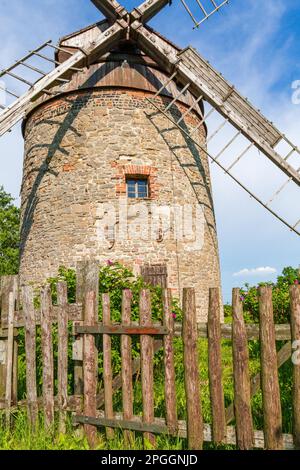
[240, 266, 300, 323]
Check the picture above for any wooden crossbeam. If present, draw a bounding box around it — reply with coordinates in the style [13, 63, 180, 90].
[131, 0, 170, 24]
[90, 0, 128, 21]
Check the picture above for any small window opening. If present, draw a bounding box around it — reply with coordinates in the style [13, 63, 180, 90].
[126, 177, 149, 199]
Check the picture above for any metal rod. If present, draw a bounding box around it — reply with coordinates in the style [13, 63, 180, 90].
[211, 131, 241, 163]
[152, 71, 177, 99]
[194, 0, 229, 28]
[164, 82, 191, 112]
[206, 118, 228, 143]
[0, 84, 19, 99]
[33, 51, 83, 72]
[266, 177, 292, 207]
[19, 62, 47, 76]
[189, 106, 216, 136]
[195, 0, 208, 16]
[5, 71, 33, 87]
[146, 97, 300, 237]
[226, 142, 254, 171]
[47, 43, 76, 57]
[294, 219, 300, 230]
[0, 40, 51, 78]
[177, 94, 203, 126]
[180, 0, 198, 26]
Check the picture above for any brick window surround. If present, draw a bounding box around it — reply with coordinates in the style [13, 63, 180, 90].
[112, 163, 159, 199]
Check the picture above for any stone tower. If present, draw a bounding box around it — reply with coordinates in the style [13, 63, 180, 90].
[20, 20, 221, 320]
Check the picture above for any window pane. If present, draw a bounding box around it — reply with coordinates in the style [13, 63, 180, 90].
[126, 178, 148, 198]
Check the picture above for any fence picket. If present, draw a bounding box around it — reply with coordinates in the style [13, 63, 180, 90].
[57, 282, 69, 434]
[182, 288, 203, 450]
[162, 289, 177, 435]
[121, 289, 134, 445]
[5, 292, 15, 428]
[208, 288, 226, 444]
[290, 285, 300, 449]
[140, 289, 156, 448]
[232, 288, 254, 449]
[82, 261, 99, 448]
[102, 293, 114, 439]
[259, 286, 283, 450]
[41, 285, 54, 429]
[23, 285, 38, 430]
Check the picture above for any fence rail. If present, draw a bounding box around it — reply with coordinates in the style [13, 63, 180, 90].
[0, 262, 299, 450]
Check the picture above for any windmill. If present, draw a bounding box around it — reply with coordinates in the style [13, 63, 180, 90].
[0, 0, 299, 319]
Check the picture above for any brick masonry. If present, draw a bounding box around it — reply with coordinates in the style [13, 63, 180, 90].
[20, 87, 222, 321]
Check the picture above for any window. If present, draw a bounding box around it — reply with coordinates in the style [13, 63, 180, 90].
[126, 177, 149, 199]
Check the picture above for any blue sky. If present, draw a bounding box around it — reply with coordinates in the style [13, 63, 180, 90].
[0, 0, 300, 301]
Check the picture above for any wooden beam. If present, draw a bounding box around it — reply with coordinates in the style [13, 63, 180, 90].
[90, 0, 128, 22]
[73, 412, 295, 450]
[74, 324, 169, 335]
[131, 0, 170, 24]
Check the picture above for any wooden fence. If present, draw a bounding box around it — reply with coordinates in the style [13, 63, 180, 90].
[0, 261, 299, 450]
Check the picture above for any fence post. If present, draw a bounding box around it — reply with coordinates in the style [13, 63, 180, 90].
[208, 287, 226, 444]
[182, 288, 203, 450]
[121, 289, 134, 445]
[259, 286, 283, 450]
[102, 293, 114, 440]
[162, 289, 177, 435]
[74, 263, 84, 396]
[5, 292, 15, 428]
[140, 289, 156, 448]
[290, 285, 300, 449]
[41, 285, 54, 429]
[82, 261, 99, 449]
[57, 282, 69, 434]
[232, 288, 253, 449]
[23, 285, 38, 431]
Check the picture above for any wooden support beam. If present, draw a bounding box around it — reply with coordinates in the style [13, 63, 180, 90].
[91, 0, 128, 22]
[131, 0, 170, 24]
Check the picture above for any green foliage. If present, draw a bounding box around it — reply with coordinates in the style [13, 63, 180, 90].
[240, 266, 300, 323]
[0, 186, 20, 276]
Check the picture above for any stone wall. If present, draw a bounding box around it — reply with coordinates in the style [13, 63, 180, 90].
[20, 87, 221, 320]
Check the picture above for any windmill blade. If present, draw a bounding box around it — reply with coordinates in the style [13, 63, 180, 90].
[0, 20, 126, 137]
[90, 0, 128, 21]
[180, 0, 230, 28]
[131, 0, 171, 24]
[132, 23, 300, 235]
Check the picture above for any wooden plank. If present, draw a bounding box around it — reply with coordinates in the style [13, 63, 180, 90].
[207, 288, 226, 444]
[174, 322, 292, 340]
[74, 413, 295, 449]
[290, 285, 300, 449]
[162, 289, 177, 434]
[139, 289, 156, 447]
[23, 285, 38, 430]
[5, 292, 15, 428]
[226, 340, 292, 425]
[57, 282, 69, 434]
[182, 288, 203, 450]
[75, 324, 168, 335]
[259, 286, 283, 450]
[102, 293, 114, 439]
[82, 261, 99, 449]
[232, 288, 254, 449]
[40, 285, 54, 429]
[91, 0, 128, 21]
[121, 289, 134, 445]
[74, 263, 85, 397]
[96, 339, 163, 408]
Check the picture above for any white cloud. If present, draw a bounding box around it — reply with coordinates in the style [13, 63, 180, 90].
[233, 267, 277, 277]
